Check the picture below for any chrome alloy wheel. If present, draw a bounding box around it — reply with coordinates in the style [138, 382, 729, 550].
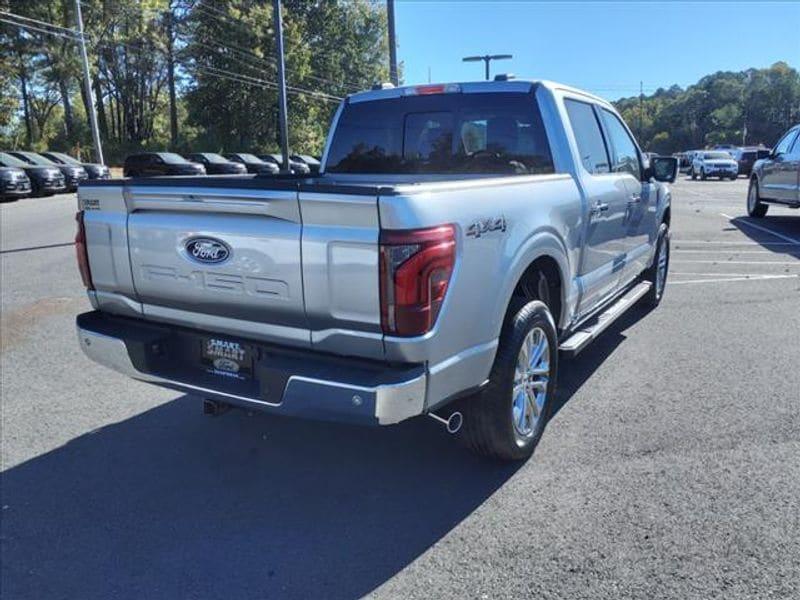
[656, 234, 669, 297]
[512, 327, 550, 438]
[748, 183, 758, 212]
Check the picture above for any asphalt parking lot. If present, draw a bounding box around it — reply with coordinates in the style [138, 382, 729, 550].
[1, 177, 798, 599]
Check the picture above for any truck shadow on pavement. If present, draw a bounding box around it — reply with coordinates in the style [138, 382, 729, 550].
[1, 308, 645, 600]
[725, 214, 800, 258]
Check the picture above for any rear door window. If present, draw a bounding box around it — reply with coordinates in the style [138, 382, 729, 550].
[564, 99, 610, 175]
[326, 91, 554, 175]
[599, 109, 641, 179]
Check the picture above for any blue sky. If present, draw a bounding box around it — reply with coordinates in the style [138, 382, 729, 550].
[394, 1, 800, 100]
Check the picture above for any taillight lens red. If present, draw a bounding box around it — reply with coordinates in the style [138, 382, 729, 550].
[379, 225, 456, 336]
[75, 211, 94, 290]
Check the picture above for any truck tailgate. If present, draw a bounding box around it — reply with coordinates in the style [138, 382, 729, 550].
[125, 186, 310, 347]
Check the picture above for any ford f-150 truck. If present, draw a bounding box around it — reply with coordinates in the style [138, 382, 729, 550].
[76, 79, 677, 461]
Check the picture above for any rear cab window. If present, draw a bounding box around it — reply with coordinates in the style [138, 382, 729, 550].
[326, 90, 554, 176]
[564, 99, 610, 175]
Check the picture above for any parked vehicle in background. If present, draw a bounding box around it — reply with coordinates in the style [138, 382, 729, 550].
[292, 154, 321, 174]
[674, 152, 691, 174]
[123, 153, 206, 177]
[9, 150, 87, 191]
[40, 151, 110, 181]
[0, 152, 65, 196]
[713, 144, 736, 151]
[185, 153, 248, 175]
[691, 151, 738, 180]
[0, 166, 31, 201]
[258, 153, 311, 175]
[747, 124, 800, 217]
[729, 146, 770, 176]
[76, 79, 677, 462]
[223, 153, 279, 175]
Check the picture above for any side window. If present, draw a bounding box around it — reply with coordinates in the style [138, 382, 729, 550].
[599, 109, 641, 179]
[775, 129, 798, 155]
[565, 99, 610, 175]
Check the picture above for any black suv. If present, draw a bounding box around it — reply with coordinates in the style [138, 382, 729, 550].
[0, 166, 31, 201]
[185, 153, 248, 175]
[258, 153, 311, 175]
[0, 152, 65, 196]
[40, 151, 110, 180]
[223, 153, 279, 175]
[9, 150, 87, 192]
[124, 152, 206, 177]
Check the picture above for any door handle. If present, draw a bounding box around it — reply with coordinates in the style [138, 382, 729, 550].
[591, 202, 609, 216]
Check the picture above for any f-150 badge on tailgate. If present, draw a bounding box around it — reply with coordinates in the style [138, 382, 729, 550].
[185, 237, 230, 264]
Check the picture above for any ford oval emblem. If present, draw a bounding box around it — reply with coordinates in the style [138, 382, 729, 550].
[185, 237, 231, 264]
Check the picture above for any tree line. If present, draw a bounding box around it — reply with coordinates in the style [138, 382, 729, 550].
[0, 0, 390, 162]
[613, 62, 800, 154]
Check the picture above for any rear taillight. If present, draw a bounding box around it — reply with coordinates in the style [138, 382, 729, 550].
[379, 225, 456, 337]
[75, 211, 94, 290]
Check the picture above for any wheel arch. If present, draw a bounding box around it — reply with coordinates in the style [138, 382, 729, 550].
[494, 233, 571, 338]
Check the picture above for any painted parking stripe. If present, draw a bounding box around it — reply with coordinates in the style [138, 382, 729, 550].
[674, 240, 800, 246]
[669, 274, 799, 285]
[673, 260, 799, 265]
[673, 249, 794, 254]
[720, 213, 800, 245]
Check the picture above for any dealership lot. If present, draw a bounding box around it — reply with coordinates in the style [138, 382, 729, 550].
[1, 178, 798, 599]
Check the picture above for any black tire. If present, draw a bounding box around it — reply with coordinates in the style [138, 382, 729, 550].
[747, 178, 768, 218]
[700, 168, 707, 181]
[644, 223, 670, 307]
[460, 299, 558, 461]
[690, 168, 696, 180]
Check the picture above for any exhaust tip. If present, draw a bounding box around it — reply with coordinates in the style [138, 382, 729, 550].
[446, 411, 463, 434]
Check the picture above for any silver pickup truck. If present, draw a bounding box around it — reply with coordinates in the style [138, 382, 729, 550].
[76, 79, 677, 461]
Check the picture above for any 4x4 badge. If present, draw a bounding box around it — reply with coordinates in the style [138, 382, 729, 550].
[466, 216, 506, 238]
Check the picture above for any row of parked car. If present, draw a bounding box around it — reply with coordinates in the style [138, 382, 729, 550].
[122, 152, 321, 177]
[0, 150, 110, 201]
[674, 145, 771, 181]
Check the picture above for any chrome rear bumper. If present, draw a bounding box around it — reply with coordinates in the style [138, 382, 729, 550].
[77, 311, 426, 425]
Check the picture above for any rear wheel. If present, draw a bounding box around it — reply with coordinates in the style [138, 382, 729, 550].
[700, 168, 707, 181]
[747, 179, 768, 218]
[690, 167, 696, 180]
[461, 299, 558, 461]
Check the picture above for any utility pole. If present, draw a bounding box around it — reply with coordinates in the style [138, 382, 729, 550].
[75, 0, 104, 165]
[387, 0, 399, 86]
[273, 0, 290, 173]
[638, 80, 644, 142]
[462, 54, 512, 81]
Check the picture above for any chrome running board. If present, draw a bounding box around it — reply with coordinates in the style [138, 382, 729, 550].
[559, 281, 651, 357]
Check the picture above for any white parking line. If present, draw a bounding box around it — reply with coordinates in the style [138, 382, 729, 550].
[669, 274, 799, 285]
[671, 272, 794, 277]
[673, 260, 799, 265]
[674, 240, 799, 246]
[673, 249, 789, 254]
[720, 213, 800, 244]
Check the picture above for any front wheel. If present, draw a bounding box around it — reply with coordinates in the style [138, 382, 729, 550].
[644, 223, 670, 307]
[700, 168, 707, 181]
[690, 168, 696, 180]
[461, 299, 558, 461]
[747, 179, 768, 218]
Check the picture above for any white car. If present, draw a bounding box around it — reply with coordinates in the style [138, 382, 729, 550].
[691, 151, 738, 180]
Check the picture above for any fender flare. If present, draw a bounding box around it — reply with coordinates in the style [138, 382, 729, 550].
[490, 229, 571, 340]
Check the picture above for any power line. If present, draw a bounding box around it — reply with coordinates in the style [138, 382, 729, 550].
[195, 64, 341, 103]
[195, 65, 341, 104]
[0, 11, 81, 35]
[0, 16, 80, 41]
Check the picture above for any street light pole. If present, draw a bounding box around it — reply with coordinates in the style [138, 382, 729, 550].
[387, 0, 398, 86]
[273, 0, 290, 173]
[462, 54, 513, 81]
[74, 0, 104, 165]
